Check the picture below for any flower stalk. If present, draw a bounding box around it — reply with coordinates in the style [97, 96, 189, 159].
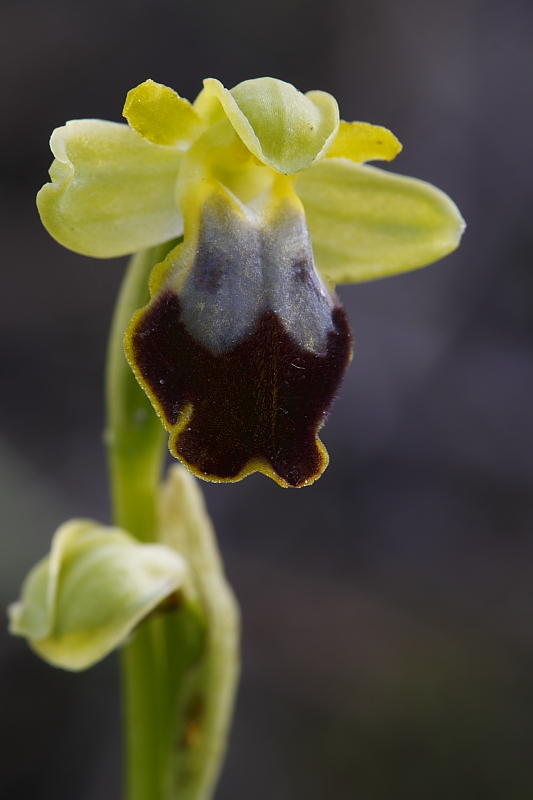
[106, 241, 175, 800]
[106, 243, 239, 800]
[105, 241, 177, 544]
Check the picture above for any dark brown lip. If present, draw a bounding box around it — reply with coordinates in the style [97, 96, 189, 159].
[129, 289, 353, 487]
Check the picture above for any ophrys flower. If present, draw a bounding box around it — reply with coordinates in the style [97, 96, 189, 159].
[37, 77, 464, 487]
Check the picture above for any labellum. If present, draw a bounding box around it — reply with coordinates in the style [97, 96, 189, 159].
[126, 134, 352, 488]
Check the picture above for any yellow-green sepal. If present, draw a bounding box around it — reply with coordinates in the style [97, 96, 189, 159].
[8, 519, 188, 671]
[295, 159, 465, 283]
[327, 120, 402, 163]
[202, 77, 339, 174]
[37, 119, 184, 258]
[123, 79, 202, 146]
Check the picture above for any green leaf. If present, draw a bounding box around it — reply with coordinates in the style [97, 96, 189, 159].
[157, 465, 240, 800]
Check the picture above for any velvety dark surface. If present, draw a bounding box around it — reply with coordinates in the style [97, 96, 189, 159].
[1, 1, 533, 798]
[131, 291, 351, 486]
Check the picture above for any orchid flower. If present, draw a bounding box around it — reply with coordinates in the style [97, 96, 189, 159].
[37, 77, 464, 488]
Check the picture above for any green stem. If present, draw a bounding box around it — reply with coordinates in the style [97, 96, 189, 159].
[106, 243, 176, 543]
[105, 241, 239, 800]
[105, 241, 179, 800]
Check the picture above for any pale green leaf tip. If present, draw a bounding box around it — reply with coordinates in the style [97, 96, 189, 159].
[8, 519, 188, 671]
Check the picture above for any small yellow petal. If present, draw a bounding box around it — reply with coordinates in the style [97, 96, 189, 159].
[192, 84, 227, 127]
[327, 120, 402, 163]
[123, 79, 201, 146]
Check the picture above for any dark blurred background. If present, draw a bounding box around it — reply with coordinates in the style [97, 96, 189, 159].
[2, 0, 533, 797]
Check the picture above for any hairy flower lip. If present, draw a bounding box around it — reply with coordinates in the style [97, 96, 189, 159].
[128, 290, 353, 488]
[126, 163, 354, 488]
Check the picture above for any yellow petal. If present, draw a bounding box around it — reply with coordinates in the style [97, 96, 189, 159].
[202, 77, 339, 174]
[37, 119, 183, 258]
[327, 120, 402, 163]
[123, 79, 201, 146]
[8, 519, 187, 671]
[295, 159, 465, 283]
[192, 83, 228, 127]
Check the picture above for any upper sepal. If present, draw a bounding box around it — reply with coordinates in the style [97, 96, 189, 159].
[8, 519, 188, 670]
[201, 77, 339, 174]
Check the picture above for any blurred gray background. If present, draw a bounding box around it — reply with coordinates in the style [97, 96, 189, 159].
[1, 0, 533, 797]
